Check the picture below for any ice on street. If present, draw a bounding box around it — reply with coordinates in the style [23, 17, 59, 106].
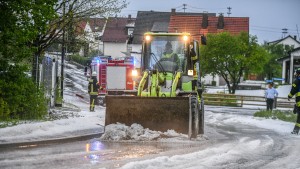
[101, 123, 207, 142]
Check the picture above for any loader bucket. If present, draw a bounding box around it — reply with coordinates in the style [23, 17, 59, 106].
[105, 96, 198, 135]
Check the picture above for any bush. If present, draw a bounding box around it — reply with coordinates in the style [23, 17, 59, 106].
[253, 110, 272, 118]
[0, 98, 10, 120]
[0, 64, 47, 121]
[69, 54, 90, 66]
[254, 110, 297, 123]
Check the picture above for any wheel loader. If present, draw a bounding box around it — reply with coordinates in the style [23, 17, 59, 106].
[105, 32, 204, 139]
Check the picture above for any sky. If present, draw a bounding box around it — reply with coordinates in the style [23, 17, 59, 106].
[120, 0, 300, 44]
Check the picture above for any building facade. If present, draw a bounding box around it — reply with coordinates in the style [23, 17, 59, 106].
[275, 36, 300, 84]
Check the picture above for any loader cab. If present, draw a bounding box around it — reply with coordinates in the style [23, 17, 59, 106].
[141, 32, 197, 75]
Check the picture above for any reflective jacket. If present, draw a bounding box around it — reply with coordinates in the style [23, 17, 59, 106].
[88, 77, 99, 95]
[288, 77, 300, 107]
[163, 53, 179, 63]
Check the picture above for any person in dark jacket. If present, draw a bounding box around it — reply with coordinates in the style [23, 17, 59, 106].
[288, 68, 300, 135]
[88, 71, 99, 112]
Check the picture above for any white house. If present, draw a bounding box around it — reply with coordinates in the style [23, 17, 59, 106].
[77, 18, 107, 56]
[275, 35, 300, 84]
[101, 16, 135, 58]
[268, 35, 300, 48]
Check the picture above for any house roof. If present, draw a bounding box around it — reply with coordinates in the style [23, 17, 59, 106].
[102, 17, 135, 43]
[74, 18, 107, 36]
[268, 35, 300, 45]
[276, 55, 290, 62]
[291, 46, 300, 53]
[151, 21, 169, 32]
[168, 15, 249, 41]
[75, 20, 87, 35]
[132, 11, 171, 44]
[276, 47, 300, 62]
[88, 18, 107, 32]
[132, 10, 216, 44]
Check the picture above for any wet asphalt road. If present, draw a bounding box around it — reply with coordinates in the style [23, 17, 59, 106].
[0, 137, 206, 169]
[1, 107, 300, 169]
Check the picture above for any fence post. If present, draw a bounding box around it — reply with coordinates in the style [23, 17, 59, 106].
[274, 97, 277, 109]
[241, 96, 244, 107]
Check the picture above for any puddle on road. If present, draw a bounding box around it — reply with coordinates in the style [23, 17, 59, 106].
[83, 139, 202, 163]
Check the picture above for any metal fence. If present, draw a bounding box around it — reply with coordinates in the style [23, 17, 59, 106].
[40, 55, 59, 107]
[203, 93, 294, 109]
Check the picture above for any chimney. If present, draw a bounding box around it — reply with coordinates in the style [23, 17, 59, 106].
[128, 14, 131, 19]
[171, 8, 176, 15]
[294, 35, 297, 40]
[202, 13, 208, 29]
[217, 13, 224, 29]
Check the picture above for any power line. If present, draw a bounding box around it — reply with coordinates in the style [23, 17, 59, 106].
[296, 25, 300, 41]
[251, 28, 283, 33]
[252, 25, 298, 32]
[173, 5, 184, 9]
[188, 5, 227, 11]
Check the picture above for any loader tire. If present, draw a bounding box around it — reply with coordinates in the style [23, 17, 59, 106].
[199, 98, 204, 134]
[190, 96, 199, 138]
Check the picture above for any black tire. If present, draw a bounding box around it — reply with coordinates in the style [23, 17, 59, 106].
[190, 96, 199, 138]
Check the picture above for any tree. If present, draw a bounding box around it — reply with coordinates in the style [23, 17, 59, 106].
[262, 43, 294, 80]
[31, 0, 128, 83]
[0, 0, 57, 64]
[0, 0, 56, 120]
[201, 32, 269, 94]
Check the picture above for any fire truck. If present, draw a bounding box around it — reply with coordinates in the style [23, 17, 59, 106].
[90, 56, 137, 105]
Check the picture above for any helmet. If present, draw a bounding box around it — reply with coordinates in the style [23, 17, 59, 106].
[92, 71, 97, 76]
[294, 68, 300, 77]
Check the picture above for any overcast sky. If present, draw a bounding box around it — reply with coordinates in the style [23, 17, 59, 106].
[120, 0, 300, 44]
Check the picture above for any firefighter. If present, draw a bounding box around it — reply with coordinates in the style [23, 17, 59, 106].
[88, 71, 99, 112]
[288, 68, 300, 135]
[162, 41, 180, 66]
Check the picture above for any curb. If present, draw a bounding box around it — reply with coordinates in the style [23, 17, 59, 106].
[0, 133, 103, 149]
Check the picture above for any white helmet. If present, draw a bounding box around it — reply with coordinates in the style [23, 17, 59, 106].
[92, 71, 97, 76]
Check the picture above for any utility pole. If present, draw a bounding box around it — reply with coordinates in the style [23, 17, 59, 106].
[61, 0, 66, 101]
[183, 4, 187, 13]
[296, 25, 300, 41]
[227, 7, 232, 17]
[282, 28, 288, 38]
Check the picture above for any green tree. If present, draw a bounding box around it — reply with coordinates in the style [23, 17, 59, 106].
[31, 0, 128, 83]
[0, 0, 56, 121]
[262, 43, 294, 80]
[201, 32, 269, 94]
[0, 0, 58, 63]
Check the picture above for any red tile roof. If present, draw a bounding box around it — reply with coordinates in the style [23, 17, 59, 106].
[75, 20, 87, 35]
[74, 18, 106, 35]
[88, 18, 107, 32]
[168, 15, 249, 41]
[102, 17, 135, 43]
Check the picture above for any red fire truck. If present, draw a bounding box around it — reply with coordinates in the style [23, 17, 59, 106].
[90, 56, 137, 105]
